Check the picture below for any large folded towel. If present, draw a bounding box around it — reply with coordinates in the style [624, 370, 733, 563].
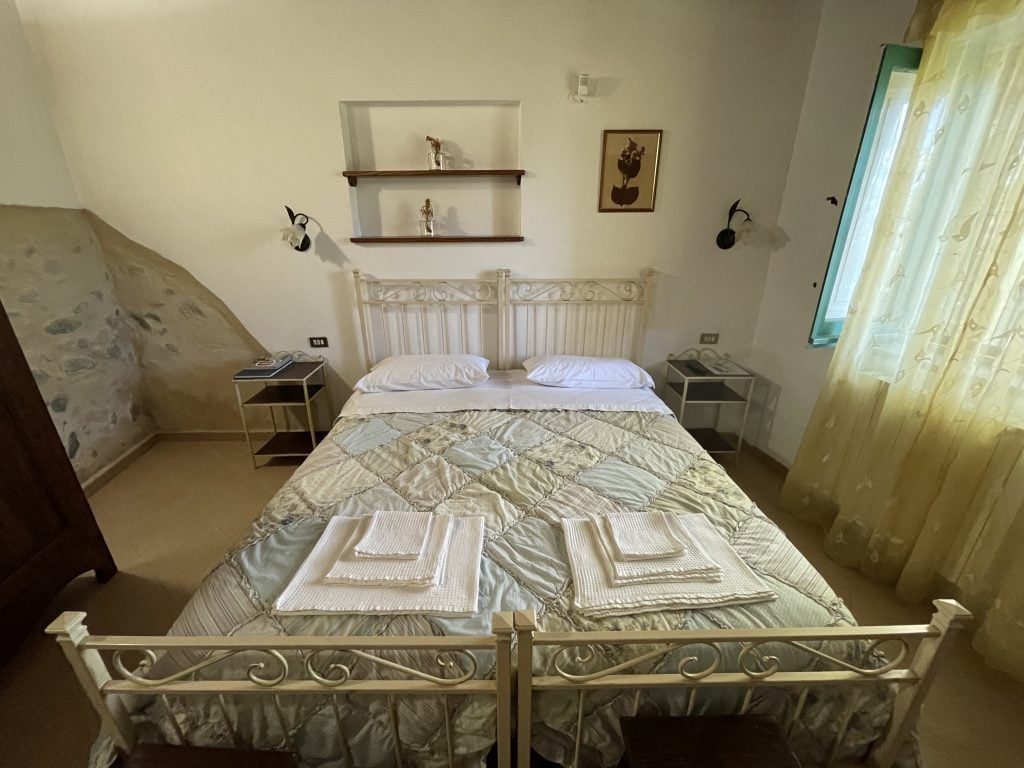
[325, 514, 452, 587]
[562, 514, 775, 618]
[604, 510, 688, 560]
[354, 510, 432, 559]
[275, 515, 484, 616]
[594, 515, 721, 585]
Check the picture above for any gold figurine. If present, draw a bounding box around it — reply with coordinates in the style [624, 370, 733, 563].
[419, 198, 435, 236]
[426, 135, 444, 170]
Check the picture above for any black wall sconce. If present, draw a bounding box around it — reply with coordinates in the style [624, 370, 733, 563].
[716, 199, 752, 250]
[281, 205, 311, 252]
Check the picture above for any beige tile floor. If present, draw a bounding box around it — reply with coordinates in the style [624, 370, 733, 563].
[1, 440, 1021, 766]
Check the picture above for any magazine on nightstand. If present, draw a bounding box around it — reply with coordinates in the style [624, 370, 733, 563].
[234, 354, 294, 379]
[687, 357, 751, 377]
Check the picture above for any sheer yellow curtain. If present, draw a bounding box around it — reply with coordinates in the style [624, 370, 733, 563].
[782, 0, 1024, 680]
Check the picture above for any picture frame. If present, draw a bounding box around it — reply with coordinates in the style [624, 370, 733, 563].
[598, 129, 662, 212]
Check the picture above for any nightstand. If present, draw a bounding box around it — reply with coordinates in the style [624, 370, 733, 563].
[233, 361, 329, 468]
[664, 356, 755, 458]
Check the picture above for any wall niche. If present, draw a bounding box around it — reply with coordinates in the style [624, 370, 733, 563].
[338, 100, 523, 243]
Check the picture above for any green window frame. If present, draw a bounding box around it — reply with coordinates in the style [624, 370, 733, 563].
[809, 44, 922, 347]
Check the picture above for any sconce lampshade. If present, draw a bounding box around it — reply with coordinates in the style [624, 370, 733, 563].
[281, 206, 311, 252]
[716, 199, 752, 250]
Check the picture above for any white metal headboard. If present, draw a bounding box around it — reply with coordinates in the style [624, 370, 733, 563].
[352, 271, 501, 370]
[353, 269, 653, 370]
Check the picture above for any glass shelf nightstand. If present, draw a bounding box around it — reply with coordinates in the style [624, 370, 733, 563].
[663, 357, 756, 458]
[233, 361, 329, 468]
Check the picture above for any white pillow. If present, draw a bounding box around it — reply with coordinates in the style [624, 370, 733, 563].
[523, 355, 654, 389]
[354, 354, 490, 393]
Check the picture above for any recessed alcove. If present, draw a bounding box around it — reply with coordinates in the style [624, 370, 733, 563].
[338, 100, 523, 242]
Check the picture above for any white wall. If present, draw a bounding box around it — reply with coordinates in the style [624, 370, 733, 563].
[15, 0, 822, 404]
[0, 0, 77, 207]
[746, 0, 916, 465]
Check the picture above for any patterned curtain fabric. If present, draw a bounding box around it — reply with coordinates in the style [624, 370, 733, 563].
[782, 0, 1024, 680]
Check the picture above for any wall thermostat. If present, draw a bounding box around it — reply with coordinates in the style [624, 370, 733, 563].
[577, 73, 591, 98]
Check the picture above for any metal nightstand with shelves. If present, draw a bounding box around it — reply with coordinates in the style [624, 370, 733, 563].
[664, 356, 756, 458]
[233, 361, 329, 468]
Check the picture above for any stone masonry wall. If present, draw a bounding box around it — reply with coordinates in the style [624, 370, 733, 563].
[1, 205, 271, 482]
[86, 213, 267, 433]
[0, 206, 155, 479]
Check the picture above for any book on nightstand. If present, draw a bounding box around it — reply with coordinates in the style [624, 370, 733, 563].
[234, 355, 294, 379]
[685, 357, 750, 377]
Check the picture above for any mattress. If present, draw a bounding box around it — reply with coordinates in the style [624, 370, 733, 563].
[106, 372, 906, 767]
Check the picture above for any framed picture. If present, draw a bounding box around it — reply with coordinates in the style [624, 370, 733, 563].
[598, 129, 662, 212]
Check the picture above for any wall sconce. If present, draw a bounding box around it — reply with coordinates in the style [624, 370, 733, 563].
[281, 206, 311, 251]
[716, 199, 752, 250]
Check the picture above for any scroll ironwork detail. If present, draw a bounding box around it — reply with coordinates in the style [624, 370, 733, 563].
[549, 637, 912, 684]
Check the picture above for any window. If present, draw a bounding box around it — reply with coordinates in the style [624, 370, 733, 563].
[809, 45, 922, 347]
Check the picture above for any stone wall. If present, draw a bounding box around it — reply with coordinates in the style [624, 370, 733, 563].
[86, 213, 266, 433]
[1, 205, 271, 482]
[0, 206, 155, 479]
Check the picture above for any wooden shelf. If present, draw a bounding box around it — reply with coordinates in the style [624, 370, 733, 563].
[351, 235, 524, 244]
[343, 169, 525, 187]
[243, 384, 324, 407]
[688, 428, 739, 454]
[255, 431, 328, 457]
[667, 381, 746, 404]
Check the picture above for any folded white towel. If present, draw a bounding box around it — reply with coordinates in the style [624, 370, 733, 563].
[354, 510, 432, 559]
[275, 515, 484, 616]
[605, 510, 688, 560]
[562, 514, 775, 618]
[594, 515, 722, 585]
[325, 514, 452, 587]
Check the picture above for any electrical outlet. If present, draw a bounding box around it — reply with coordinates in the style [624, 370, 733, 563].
[699, 333, 719, 345]
[308, 336, 328, 348]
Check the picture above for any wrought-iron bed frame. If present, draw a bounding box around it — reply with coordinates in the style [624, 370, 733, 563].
[50, 601, 969, 767]
[50, 270, 972, 767]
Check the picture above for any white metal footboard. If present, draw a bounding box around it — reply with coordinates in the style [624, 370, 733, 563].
[46, 611, 516, 768]
[513, 600, 971, 768]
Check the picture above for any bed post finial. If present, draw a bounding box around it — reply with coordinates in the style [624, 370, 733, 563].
[497, 269, 511, 369]
[869, 600, 972, 767]
[633, 267, 654, 364]
[46, 612, 134, 751]
[492, 611, 516, 768]
[352, 270, 375, 372]
[514, 611, 537, 768]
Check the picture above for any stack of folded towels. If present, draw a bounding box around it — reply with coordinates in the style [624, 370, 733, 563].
[561, 510, 775, 618]
[275, 511, 485, 616]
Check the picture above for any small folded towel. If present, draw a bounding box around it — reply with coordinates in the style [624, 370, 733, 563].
[354, 510, 432, 559]
[594, 515, 721, 586]
[274, 515, 485, 616]
[605, 510, 689, 560]
[325, 514, 452, 587]
[562, 514, 775, 618]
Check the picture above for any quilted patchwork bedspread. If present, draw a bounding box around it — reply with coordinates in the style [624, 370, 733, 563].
[115, 409, 908, 768]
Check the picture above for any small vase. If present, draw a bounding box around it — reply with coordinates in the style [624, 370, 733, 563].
[419, 219, 435, 237]
[427, 151, 446, 171]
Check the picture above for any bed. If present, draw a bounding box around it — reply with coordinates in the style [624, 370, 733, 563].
[52, 269, 968, 768]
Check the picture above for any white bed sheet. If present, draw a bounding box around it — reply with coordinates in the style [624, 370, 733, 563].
[340, 370, 673, 416]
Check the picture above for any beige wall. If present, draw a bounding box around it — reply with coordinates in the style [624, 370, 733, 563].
[746, 0, 917, 465]
[15, 0, 824, 402]
[0, 0, 77, 207]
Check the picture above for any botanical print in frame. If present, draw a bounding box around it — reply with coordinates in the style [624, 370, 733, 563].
[598, 130, 662, 212]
